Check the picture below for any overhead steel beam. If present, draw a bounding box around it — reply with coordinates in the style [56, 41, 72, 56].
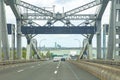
[7, 24, 96, 34]
[22, 13, 96, 20]
[22, 13, 53, 20]
[16, 1, 53, 17]
[4, 0, 21, 19]
[21, 26, 96, 34]
[96, 0, 109, 20]
[88, 0, 109, 41]
[65, 0, 102, 16]
[65, 14, 96, 20]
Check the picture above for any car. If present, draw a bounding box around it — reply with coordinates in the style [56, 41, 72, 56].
[53, 57, 60, 62]
[61, 58, 65, 61]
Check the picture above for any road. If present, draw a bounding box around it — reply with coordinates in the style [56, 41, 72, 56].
[0, 60, 99, 80]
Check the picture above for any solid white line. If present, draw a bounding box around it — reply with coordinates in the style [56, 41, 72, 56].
[54, 70, 58, 74]
[17, 69, 24, 72]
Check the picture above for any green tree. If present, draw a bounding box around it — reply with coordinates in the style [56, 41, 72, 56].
[46, 51, 52, 58]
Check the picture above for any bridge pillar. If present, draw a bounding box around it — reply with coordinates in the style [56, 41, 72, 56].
[107, 0, 120, 60]
[103, 24, 107, 60]
[96, 20, 101, 59]
[16, 19, 22, 59]
[88, 44, 93, 59]
[26, 39, 31, 60]
[88, 40, 93, 59]
[0, 0, 10, 60]
[0, 0, 3, 60]
[11, 24, 15, 60]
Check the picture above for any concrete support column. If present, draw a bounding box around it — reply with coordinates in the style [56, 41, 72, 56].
[16, 19, 22, 60]
[26, 39, 31, 60]
[96, 20, 101, 59]
[1, 0, 10, 60]
[88, 44, 93, 59]
[103, 24, 107, 60]
[0, 0, 3, 60]
[107, 0, 116, 60]
[11, 25, 15, 60]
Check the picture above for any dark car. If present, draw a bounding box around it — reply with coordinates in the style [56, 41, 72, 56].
[61, 58, 65, 61]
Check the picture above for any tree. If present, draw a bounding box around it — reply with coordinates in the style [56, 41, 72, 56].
[46, 51, 52, 58]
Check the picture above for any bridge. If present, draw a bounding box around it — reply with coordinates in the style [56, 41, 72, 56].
[0, 0, 120, 80]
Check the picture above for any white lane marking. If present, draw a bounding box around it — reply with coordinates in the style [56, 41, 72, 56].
[17, 69, 24, 72]
[30, 66, 35, 68]
[56, 66, 59, 69]
[54, 70, 58, 74]
[67, 65, 79, 80]
[56, 61, 61, 68]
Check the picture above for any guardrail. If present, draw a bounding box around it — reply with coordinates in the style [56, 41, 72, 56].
[69, 60, 120, 80]
[0, 59, 40, 66]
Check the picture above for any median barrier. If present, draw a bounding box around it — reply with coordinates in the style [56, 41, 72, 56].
[0, 59, 40, 66]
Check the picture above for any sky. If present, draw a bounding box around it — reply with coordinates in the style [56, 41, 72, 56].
[5, 0, 111, 48]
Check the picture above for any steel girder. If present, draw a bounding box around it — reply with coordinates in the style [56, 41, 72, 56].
[22, 13, 96, 20]
[4, 0, 21, 19]
[16, 1, 53, 17]
[88, 0, 109, 41]
[65, 0, 102, 16]
[15, 0, 100, 21]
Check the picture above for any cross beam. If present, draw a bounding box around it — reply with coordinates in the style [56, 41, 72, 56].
[7, 24, 96, 34]
[21, 26, 96, 34]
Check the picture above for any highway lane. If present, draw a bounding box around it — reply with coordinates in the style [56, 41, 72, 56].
[0, 60, 99, 80]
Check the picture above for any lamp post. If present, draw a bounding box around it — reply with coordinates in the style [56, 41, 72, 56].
[74, 39, 81, 48]
[39, 39, 46, 53]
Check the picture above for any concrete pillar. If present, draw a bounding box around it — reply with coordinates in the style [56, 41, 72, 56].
[26, 39, 31, 60]
[0, 0, 3, 60]
[103, 24, 107, 60]
[1, 0, 10, 60]
[11, 24, 15, 60]
[16, 19, 22, 59]
[107, 0, 116, 60]
[88, 44, 93, 59]
[96, 20, 101, 59]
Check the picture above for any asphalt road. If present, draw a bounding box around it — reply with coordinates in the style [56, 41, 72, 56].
[0, 60, 99, 80]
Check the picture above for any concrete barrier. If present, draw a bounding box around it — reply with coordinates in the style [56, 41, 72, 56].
[82, 59, 120, 66]
[69, 60, 120, 80]
[0, 59, 40, 66]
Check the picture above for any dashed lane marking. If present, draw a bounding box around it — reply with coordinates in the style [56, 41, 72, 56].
[17, 69, 24, 72]
[54, 70, 58, 74]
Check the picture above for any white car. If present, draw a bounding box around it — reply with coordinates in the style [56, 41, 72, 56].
[53, 57, 60, 62]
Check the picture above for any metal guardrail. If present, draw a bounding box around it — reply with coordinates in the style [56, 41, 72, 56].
[69, 60, 120, 80]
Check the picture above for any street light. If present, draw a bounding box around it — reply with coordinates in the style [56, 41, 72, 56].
[74, 39, 81, 48]
[39, 39, 46, 48]
[39, 39, 46, 53]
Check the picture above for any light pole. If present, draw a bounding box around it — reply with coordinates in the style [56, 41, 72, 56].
[39, 39, 46, 53]
[74, 39, 81, 48]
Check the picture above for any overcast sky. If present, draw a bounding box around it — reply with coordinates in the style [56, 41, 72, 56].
[5, 0, 111, 48]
